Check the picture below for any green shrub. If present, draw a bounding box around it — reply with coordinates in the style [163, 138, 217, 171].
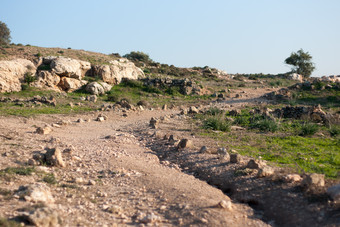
[300, 122, 319, 136]
[250, 118, 279, 132]
[0, 167, 34, 176]
[234, 115, 250, 127]
[37, 64, 51, 71]
[123, 51, 152, 63]
[329, 125, 340, 137]
[43, 173, 57, 184]
[203, 116, 231, 132]
[205, 107, 223, 116]
[24, 72, 36, 85]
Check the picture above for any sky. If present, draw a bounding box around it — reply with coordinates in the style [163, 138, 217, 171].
[1, 0, 340, 76]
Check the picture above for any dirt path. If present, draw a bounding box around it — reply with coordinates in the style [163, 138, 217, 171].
[0, 103, 270, 226]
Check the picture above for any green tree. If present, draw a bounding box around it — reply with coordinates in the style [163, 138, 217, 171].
[284, 49, 315, 78]
[0, 21, 11, 45]
[123, 51, 152, 63]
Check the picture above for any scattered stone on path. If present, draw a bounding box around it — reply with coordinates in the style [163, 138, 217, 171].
[217, 200, 232, 210]
[231, 126, 246, 131]
[189, 106, 199, 114]
[77, 118, 85, 123]
[45, 147, 66, 167]
[162, 104, 167, 110]
[86, 95, 97, 102]
[149, 117, 159, 129]
[302, 173, 325, 187]
[327, 184, 340, 202]
[140, 213, 162, 224]
[246, 159, 264, 169]
[230, 153, 242, 163]
[177, 139, 193, 149]
[36, 126, 52, 135]
[199, 146, 208, 153]
[16, 183, 54, 203]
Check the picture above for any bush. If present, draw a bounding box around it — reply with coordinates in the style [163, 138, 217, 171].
[205, 107, 223, 116]
[123, 51, 152, 63]
[0, 21, 11, 45]
[203, 116, 231, 132]
[329, 125, 340, 137]
[24, 72, 36, 85]
[300, 122, 319, 136]
[250, 118, 279, 132]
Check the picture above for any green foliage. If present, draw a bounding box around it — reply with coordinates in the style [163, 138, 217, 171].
[285, 49, 315, 78]
[24, 72, 36, 85]
[300, 122, 319, 136]
[43, 173, 57, 184]
[0, 21, 11, 46]
[0, 218, 21, 227]
[123, 51, 152, 63]
[205, 107, 224, 116]
[250, 118, 279, 132]
[0, 167, 34, 176]
[37, 64, 51, 71]
[203, 115, 231, 132]
[329, 125, 340, 137]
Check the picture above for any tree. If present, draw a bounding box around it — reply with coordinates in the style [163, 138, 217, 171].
[123, 51, 152, 63]
[284, 49, 315, 78]
[0, 21, 11, 45]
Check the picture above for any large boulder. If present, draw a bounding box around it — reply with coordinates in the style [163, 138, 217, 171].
[59, 77, 86, 92]
[31, 71, 61, 91]
[0, 59, 36, 93]
[288, 73, 303, 82]
[49, 57, 91, 80]
[85, 82, 112, 95]
[92, 58, 144, 85]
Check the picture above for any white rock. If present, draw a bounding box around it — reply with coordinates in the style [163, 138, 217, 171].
[16, 183, 54, 203]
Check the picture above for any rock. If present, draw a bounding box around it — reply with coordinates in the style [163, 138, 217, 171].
[105, 205, 123, 214]
[74, 177, 84, 184]
[58, 77, 86, 92]
[140, 213, 162, 224]
[97, 117, 105, 122]
[24, 206, 60, 227]
[288, 73, 303, 82]
[257, 166, 274, 178]
[284, 174, 302, 183]
[45, 147, 66, 167]
[231, 126, 246, 131]
[229, 109, 241, 116]
[302, 173, 325, 187]
[36, 126, 52, 135]
[137, 100, 149, 107]
[85, 95, 97, 103]
[177, 139, 193, 149]
[230, 153, 242, 163]
[92, 59, 144, 85]
[77, 118, 85, 123]
[246, 159, 264, 169]
[199, 146, 208, 153]
[217, 200, 232, 210]
[162, 104, 167, 110]
[149, 117, 159, 129]
[168, 135, 177, 143]
[50, 57, 91, 80]
[327, 184, 340, 202]
[0, 59, 36, 93]
[16, 183, 54, 203]
[188, 106, 199, 114]
[32, 71, 61, 91]
[88, 180, 96, 186]
[85, 82, 105, 95]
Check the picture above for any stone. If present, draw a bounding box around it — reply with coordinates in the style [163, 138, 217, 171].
[327, 184, 340, 202]
[284, 174, 302, 183]
[45, 147, 66, 167]
[257, 166, 274, 178]
[86, 95, 97, 102]
[85, 82, 105, 95]
[97, 117, 105, 122]
[140, 213, 162, 224]
[88, 180, 96, 186]
[246, 159, 264, 169]
[199, 146, 208, 153]
[49, 57, 91, 80]
[36, 126, 52, 135]
[288, 73, 303, 82]
[32, 71, 61, 91]
[302, 173, 325, 187]
[0, 59, 36, 93]
[230, 153, 241, 163]
[188, 106, 199, 114]
[177, 139, 193, 149]
[149, 117, 159, 129]
[162, 104, 167, 110]
[25, 206, 60, 227]
[77, 118, 85, 123]
[92, 59, 144, 85]
[217, 200, 232, 210]
[58, 77, 86, 92]
[16, 183, 54, 203]
[231, 126, 246, 131]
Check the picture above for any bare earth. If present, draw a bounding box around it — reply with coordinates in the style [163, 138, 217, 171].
[0, 88, 338, 226]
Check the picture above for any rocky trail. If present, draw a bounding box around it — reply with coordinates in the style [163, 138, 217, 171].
[0, 88, 339, 226]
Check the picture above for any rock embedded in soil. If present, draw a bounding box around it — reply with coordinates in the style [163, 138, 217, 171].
[45, 147, 66, 167]
[217, 200, 232, 210]
[177, 139, 193, 149]
[16, 183, 54, 203]
[246, 159, 264, 169]
[302, 173, 325, 188]
[327, 184, 340, 202]
[24, 206, 60, 227]
[257, 166, 274, 178]
[199, 146, 208, 153]
[149, 117, 159, 129]
[36, 126, 52, 135]
[284, 174, 302, 183]
[230, 153, 242, 163]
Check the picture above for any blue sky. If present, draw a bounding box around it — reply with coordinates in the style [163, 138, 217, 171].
[1, 0, 339, 76]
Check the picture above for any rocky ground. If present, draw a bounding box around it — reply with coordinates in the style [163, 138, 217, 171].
[0, 88, 339, 227]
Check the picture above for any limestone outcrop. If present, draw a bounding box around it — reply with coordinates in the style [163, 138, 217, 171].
[0, 59, 36, 93]
[92, 58, 144, 85]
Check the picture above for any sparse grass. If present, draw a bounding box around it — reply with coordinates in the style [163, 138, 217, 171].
[329, 125, 340, 137]
[42, 173, 57, 184]
[0, 218, 21, 227]
[249, 118, 279, 132]
[0, 167, 34, 176]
